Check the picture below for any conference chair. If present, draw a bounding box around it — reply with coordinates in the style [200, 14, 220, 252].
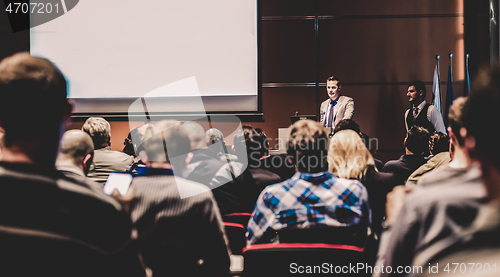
[243, 242, 367, 277]
[223, 213, 252, 255]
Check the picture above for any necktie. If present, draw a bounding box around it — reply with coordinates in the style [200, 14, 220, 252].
[326, 101, 335, 128]
[413, 107, 419, 120]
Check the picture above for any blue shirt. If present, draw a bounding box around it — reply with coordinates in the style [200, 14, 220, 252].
[246, 171, 371, 245]
[324, 97, 339, 127]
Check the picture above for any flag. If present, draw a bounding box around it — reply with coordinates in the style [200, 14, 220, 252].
[444, 62, 454, 127]
[464, 54, 471, 97]
[432, 64, 442, 115]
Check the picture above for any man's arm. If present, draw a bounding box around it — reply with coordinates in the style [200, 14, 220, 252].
[427, 105, 447, 134]
[404, 109, 410, 132]
[375, 187, 420, 277]
[200, 194, 231, 275]
[342, 97, 355, 120]
[246, 189, 275, 245]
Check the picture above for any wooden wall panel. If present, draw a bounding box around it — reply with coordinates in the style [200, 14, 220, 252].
[262, 0, 315, 16]
[262, 20, 316, 83]
[318, 0, 463, 16]
[318, 17, 465, 83]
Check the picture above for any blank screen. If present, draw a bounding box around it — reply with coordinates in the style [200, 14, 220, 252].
[30, 0, 259, 114]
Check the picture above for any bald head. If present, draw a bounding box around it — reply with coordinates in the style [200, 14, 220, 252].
[56, 130, 94, 175]
[182, 121, 207, 150]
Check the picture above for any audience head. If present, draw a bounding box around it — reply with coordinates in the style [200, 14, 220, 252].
[429, 132, 449, 156]
[123, 127, 140, 157]
[56, 130, 94, 175]
[287, 119, 329, 173]
[405, 126, 430, 155]
[333, 119, 361, 135]
[328, 130, 375, 181]
[182, 121, 207, 150]
[82, 117, 111, 150]
[0, 52, 71, 146]
[206, 128, 224, 146]
[0, 129, 4, 153]
[462, 65, 500, 175]
[233, 125, 255, 160]
[253, 128, 269, 157]
[448, 97, 467, 147]
[138, 120, 192, 174]
[407, 81, 426, 105]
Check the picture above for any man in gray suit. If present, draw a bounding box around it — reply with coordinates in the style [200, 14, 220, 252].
[319, 76, 355, 133]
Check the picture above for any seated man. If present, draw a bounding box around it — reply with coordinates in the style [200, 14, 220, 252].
[130, 120, 230, 276]
[373, 97, 486, 277]
[0, 52, 132, 276]
[246, 119, 370, 245]
[416, 64, 500, 276]
[235, 126, 281, 192]
[56, 130, 102, 192]
[382, 126, 430, 185]
[82, 117, 134, 184]
[406, 132, 450, 186]
[253, 127, 296, 181]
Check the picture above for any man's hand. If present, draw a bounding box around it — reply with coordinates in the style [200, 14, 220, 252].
[112, 187, 135, 213]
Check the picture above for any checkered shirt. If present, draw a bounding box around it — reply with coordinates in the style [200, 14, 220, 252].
[246, 171, 371, 245]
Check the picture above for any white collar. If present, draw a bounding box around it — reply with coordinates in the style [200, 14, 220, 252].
[414, 100, 427, 110]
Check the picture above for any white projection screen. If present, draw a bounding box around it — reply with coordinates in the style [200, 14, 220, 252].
[30, 0, 260, 116]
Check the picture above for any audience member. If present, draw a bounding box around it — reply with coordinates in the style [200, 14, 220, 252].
[183, 121, 228, 184]
[382, 126, 429, 185]
[125, 123, 152, 176]
[374, 97, 487, 277]
[122, 126, 140, 157]
[130, 120, 230, 276]
[0, 52, 133, 276]
[235, 126, 281, 192]
[328, 130, 396, 236]
[205, 127, 237, 162]
[334, 119, 384, 171]
[406, 132, 451, 186]
[246, 119, 370, 245]
[251, 128, 296, 181]
[417, 98, 471, 187]
[0, 128, 4, 154]
[82, 117, 134, 184]
[56, 130, 103, 191]
[208, 125, 270, 214]
[416, 64, 500, 276]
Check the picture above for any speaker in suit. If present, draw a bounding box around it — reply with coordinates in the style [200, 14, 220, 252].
[319, 95, 355, 128]
[319, 76, 355, 130]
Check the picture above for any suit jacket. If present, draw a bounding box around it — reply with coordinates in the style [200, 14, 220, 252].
[319, 95, 355, 127]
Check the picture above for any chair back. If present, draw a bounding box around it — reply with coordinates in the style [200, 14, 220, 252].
[0, 224, 116, 277]
[222, 213, 251, 254]
[243, 243, 367, 277]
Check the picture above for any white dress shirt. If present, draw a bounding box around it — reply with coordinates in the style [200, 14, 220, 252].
[404, 100, 446, 134]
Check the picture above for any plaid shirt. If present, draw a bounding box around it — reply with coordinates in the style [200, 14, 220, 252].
[246, 171, 371, 245]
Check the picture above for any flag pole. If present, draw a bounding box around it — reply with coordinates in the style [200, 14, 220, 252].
[465, 54, 471, 96]
[435, 55, 440, 105]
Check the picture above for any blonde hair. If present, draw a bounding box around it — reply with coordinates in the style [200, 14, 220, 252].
[328, 130, 375, 181]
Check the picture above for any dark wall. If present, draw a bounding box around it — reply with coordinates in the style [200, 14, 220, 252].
[1, 0, 492, 162]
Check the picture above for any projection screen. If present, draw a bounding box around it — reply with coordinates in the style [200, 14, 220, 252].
[30, 0, 259, 116]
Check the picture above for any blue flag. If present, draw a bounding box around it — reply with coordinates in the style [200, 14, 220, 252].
[444, 63, 454, 127]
